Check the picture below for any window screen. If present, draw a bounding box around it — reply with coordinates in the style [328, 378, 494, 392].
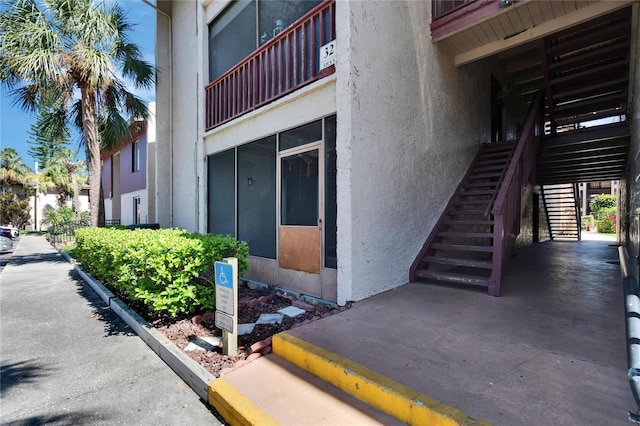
[238, 137, 277, 258]
[208, 149, 236, 236]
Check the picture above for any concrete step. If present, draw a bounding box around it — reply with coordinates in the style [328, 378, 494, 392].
[209, 353, 402, 426]
[208, 333, 487, 426]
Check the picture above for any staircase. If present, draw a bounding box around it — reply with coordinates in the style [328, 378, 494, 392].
[409, 142, 514, 293]
[540, 184, 581, 241]
[411, 91, 544, 297]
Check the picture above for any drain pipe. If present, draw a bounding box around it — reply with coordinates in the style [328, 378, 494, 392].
[620, 246, 640, 422]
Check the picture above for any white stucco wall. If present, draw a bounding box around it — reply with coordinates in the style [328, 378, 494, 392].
[335, 1, 492, 303]
[120, 189, 149, 226]
[167, 1, 202, 232]
[146, 102, 157, 224]
[104, 198, 113, 222]
[155, 2, 177, 229]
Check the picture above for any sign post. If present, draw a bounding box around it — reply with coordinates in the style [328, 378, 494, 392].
[214, 257, 238, 355]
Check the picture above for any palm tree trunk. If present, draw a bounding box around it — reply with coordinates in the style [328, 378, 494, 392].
[67, 163, 81, 220]
[80, 85, 102, 227]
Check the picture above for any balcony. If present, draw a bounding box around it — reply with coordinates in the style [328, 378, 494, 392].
[205, 0, 336, 131]
[430, 0, 634, 66]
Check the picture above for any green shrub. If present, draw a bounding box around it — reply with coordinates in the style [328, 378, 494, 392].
[595, 219, 614, 234]
[590, 194, 616, 220]
[601, 206, 616, 219]
[74, 228, 249, 317]
[43, 204, 76, 226]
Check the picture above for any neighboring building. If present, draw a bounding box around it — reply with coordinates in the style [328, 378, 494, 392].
[25, 184, 89, 231]
[152, 1, 640, 304]
[101, 103, 157, 226]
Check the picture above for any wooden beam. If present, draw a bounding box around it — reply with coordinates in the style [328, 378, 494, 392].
[454, 1, 635, 66]
[542, 123, 630, 147]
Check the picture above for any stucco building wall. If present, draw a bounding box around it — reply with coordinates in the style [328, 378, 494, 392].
[335, 1, 492, 302]
[169, 1, 201, 232]
[120, 189, 149, 226]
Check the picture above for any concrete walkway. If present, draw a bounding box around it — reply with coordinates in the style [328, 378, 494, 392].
[0, 235, 221, 425]
[282, 237, 633, 424]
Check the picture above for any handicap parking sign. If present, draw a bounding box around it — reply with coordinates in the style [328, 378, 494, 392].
[215, 261, 234, 315]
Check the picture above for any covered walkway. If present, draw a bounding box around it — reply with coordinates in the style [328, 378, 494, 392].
[284, 235, 633, 424]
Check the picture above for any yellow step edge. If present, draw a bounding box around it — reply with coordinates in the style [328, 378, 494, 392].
[273, 333, 490, 426]
[208, 377, 278, 426]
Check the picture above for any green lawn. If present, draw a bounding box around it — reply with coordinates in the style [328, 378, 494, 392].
[61, 245, 77, 259]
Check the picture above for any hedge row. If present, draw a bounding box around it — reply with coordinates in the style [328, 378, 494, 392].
[74, 227, 249, 317]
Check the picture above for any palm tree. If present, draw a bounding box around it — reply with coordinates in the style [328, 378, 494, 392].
[39, 147, 87, 216]
[0, 0, 154, 226]
[0, 147, 32, 191]
[28, 94, 72, 169]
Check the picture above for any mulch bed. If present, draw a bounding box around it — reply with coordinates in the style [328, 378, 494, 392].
[109, 282, 347, 377]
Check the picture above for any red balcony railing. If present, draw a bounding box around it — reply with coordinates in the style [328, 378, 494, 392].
[205, 0, 336, 131]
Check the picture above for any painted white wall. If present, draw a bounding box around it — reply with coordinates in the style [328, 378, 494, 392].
[120, 189, 149, 225]
[146, 102, 157, 224]
[104, 198, 113, 222]
[165, 1, 201, 232]
[155, 2, 173, 228]
[335, 1, 491, 303]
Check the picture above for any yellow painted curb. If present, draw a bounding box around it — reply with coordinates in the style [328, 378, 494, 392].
[273, 333, 490, 426]
[208, 378, 278, 426]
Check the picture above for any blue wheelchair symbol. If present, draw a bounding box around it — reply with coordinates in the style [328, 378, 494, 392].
[215, 262, 233, 289]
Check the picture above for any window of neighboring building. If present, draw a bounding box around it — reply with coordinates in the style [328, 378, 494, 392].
[133, 196, 141, 224]
[208, 0, 322, 82]
[132, 140, 141, 172]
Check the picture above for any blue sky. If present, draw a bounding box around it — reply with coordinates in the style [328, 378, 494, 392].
[0, 0, 156, 171]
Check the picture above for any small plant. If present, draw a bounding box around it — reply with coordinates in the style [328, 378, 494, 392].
[42, 204, 77, 226]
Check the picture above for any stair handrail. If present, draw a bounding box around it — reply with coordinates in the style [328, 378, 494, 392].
[488, 91, 544, 295]
[483, 141, 517, 217]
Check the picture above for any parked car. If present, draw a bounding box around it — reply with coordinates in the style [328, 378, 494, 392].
[0, 236, 13, 253]
[0, 225, 19, 239]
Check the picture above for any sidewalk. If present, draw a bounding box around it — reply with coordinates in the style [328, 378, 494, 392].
[278, 236, 633, 424]
[0, 235, 220, 425]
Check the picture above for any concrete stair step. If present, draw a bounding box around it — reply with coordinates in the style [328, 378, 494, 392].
[209, 333, 486, 426]
[209, 353, 402, 425]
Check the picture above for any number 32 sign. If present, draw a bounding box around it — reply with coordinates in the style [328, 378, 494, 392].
[320, 40, 336, 70]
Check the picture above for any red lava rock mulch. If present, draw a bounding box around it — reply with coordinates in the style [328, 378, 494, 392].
[152, 284, 349, 377]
